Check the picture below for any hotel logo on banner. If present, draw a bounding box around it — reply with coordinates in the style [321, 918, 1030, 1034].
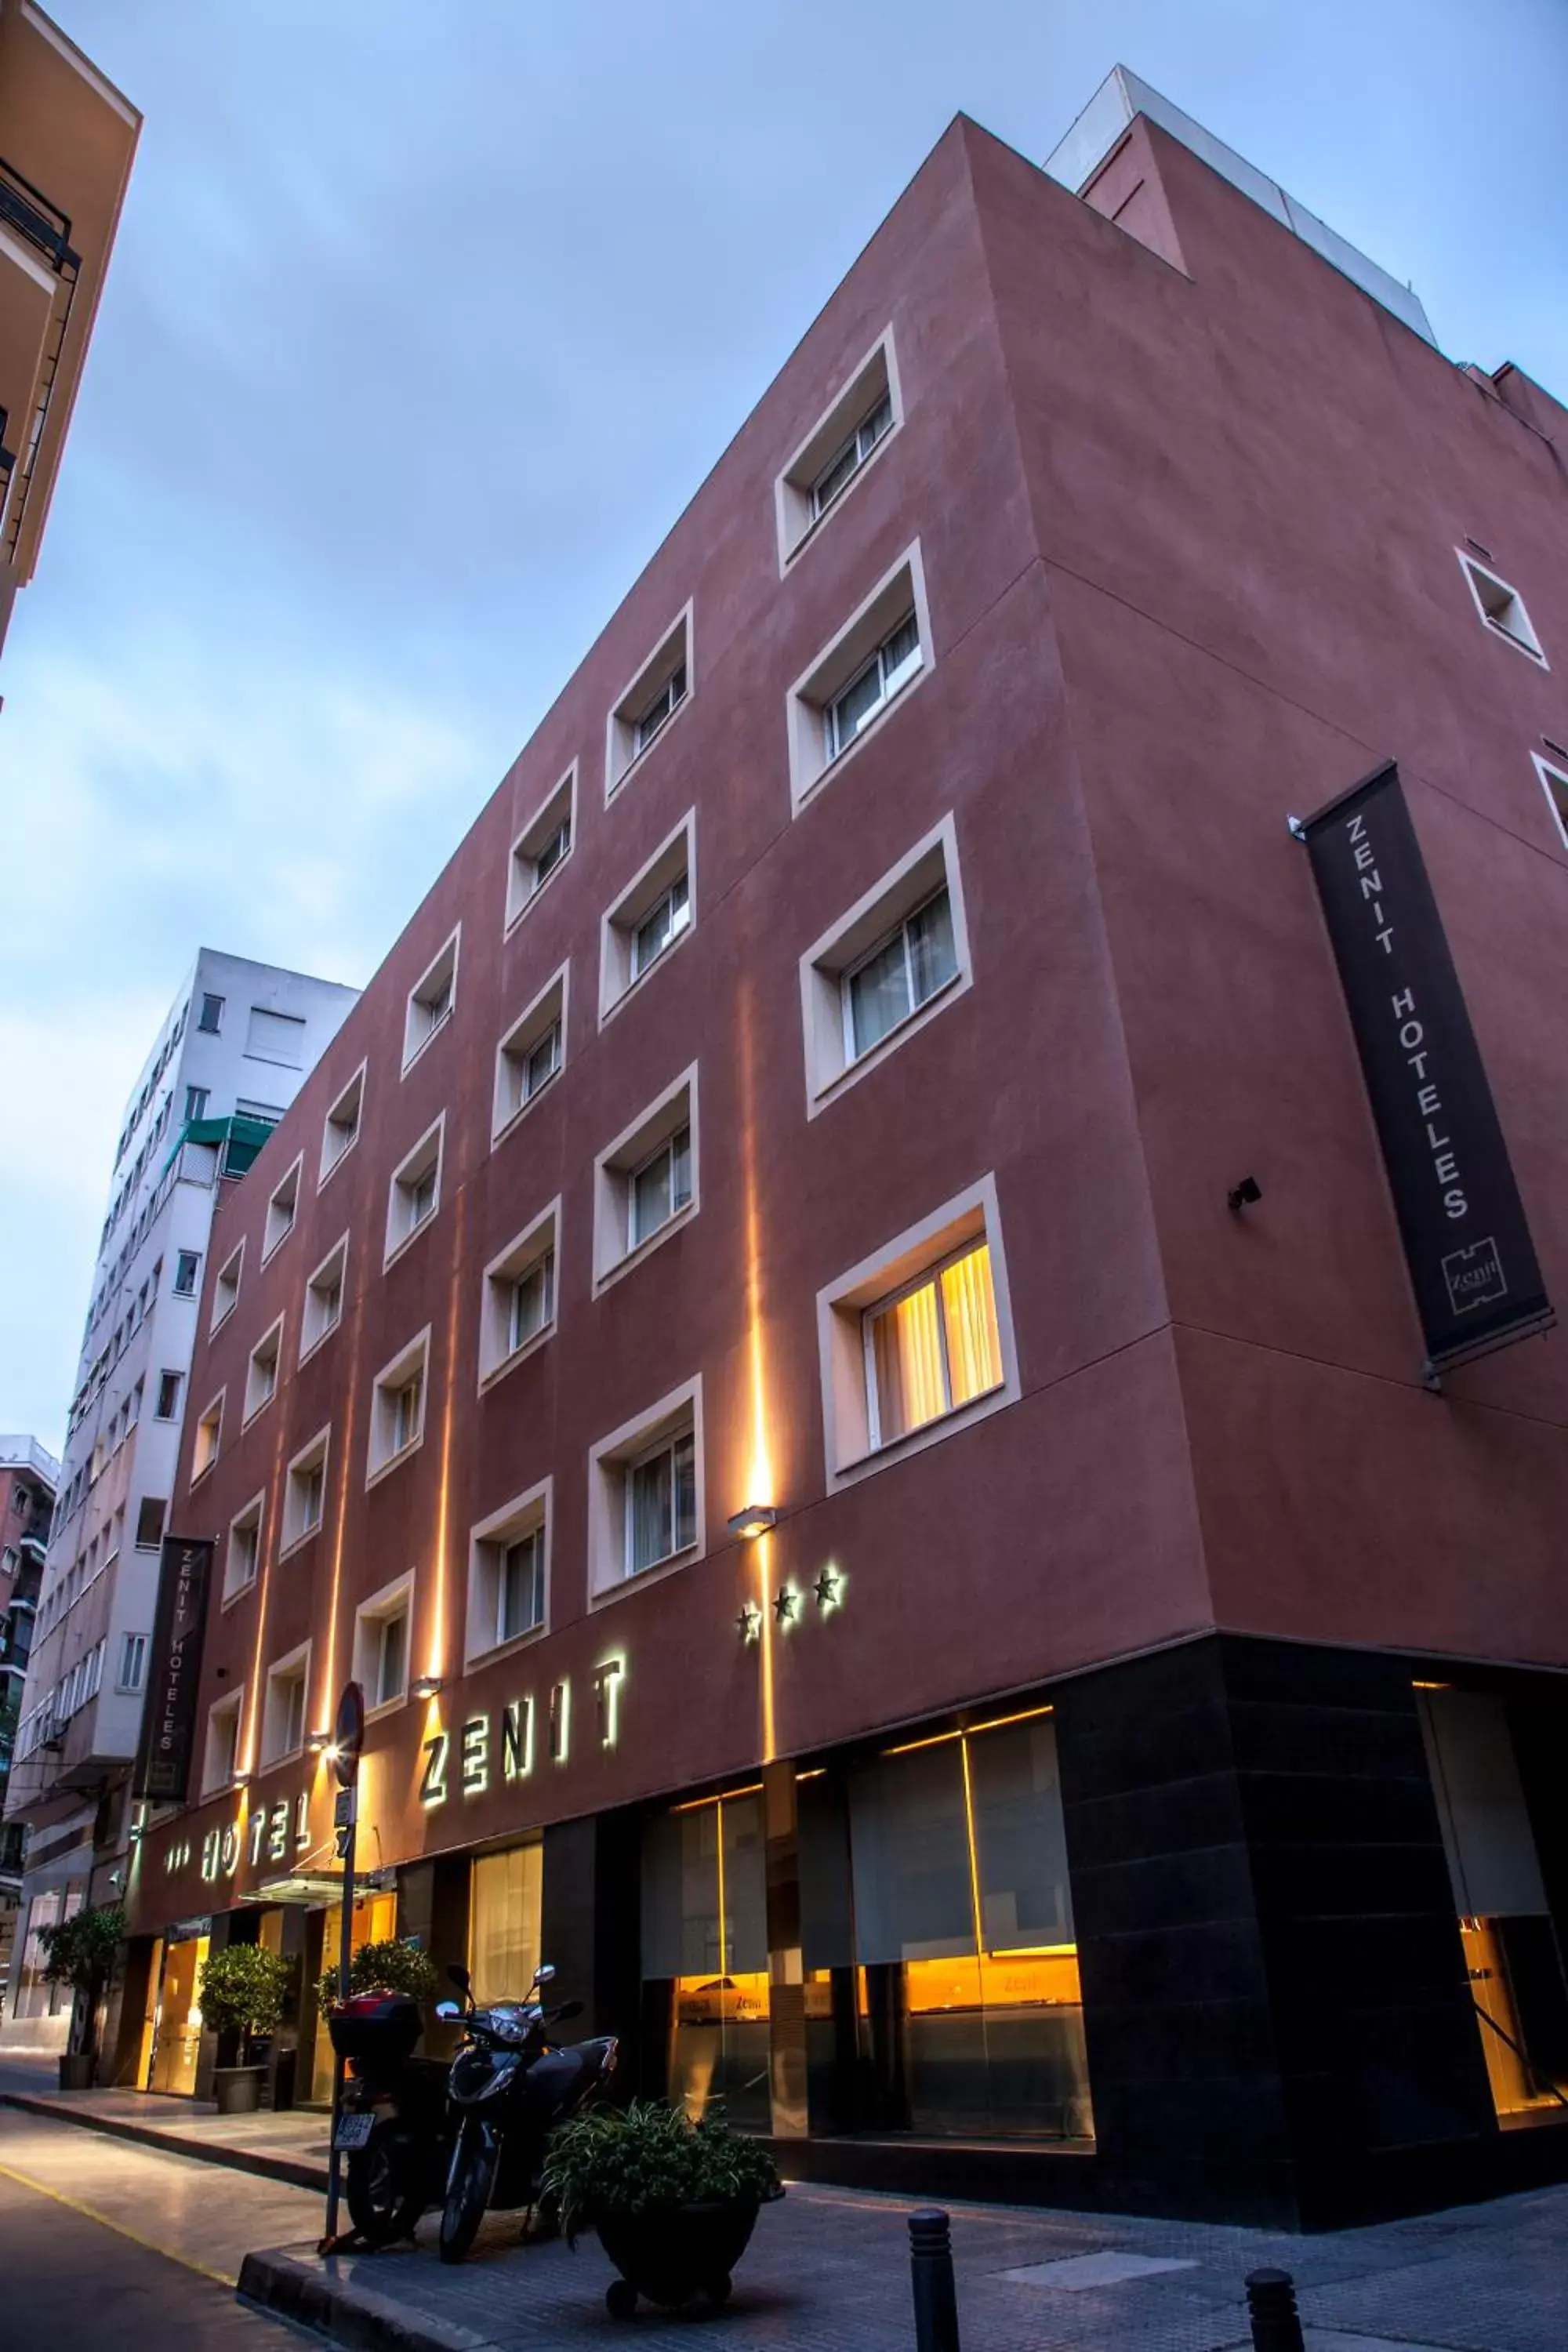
[1298, 760, 1552, 1377]
[132, 1535, 215, 1802]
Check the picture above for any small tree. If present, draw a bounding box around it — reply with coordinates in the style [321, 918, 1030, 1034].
[198, 1944, 291, 2064]
[317, 1935, 438, 2020]
[38, 1904, 123, 2064]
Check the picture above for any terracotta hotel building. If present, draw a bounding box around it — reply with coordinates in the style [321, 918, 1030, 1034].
[124, 73, 1568, 2227]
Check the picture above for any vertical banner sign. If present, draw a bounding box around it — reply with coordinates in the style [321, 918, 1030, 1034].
[132, 1535, 214, 1801]
[1301, 760, 1552, 1375]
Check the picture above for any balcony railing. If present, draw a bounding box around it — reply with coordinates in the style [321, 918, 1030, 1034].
[0, 156, 73, 274]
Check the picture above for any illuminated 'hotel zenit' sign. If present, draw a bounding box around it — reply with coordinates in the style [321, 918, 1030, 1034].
[419, 1660, 624, 1808]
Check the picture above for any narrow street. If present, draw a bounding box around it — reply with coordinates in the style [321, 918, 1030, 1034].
[0, 2107, 315, 2347]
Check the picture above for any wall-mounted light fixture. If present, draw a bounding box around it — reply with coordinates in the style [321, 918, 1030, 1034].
[1227, 1175, 1262, 1214]
[305, 1729, 331, 1753]
[728, 1504, 777, 1541]
[411, 1674, 443, 1701]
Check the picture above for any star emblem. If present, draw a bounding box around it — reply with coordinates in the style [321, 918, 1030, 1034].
[736, 1602, 761, 1644]
[813, 1567, 840, 1610]
[772, 1585, 799, 1624]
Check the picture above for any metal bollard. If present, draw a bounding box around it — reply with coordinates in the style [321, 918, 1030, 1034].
[1245, 2267, 1305, 2352]
[909, 2207, 961, 2352]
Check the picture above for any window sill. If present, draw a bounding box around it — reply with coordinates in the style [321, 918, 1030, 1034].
[793, 662, 927, 817]
[505, 844, 574, 938]
[605, 693, 691, 805]
[599, 918, 693, 1030]
[492, 1062, 562, 1150]
[780, 423, 899, 572]
[590, 1539, 701, 1610]
[401, 1007, 454, 1080]
[464, 1619, 549, 1672]
[220, 1580, 258, 1613]
[277, 1524, 322, 1564]
[811, 968, 967, 1118]
[260, 1231, 295, 1270]
[364, 1690, 408, 1724]
[831, 1376, 1011, 1493]
[190, 1461, 217, 1492]
[478, 1319, 557, 1396]
[384, 1212, 438, 1274]
[318, 1136, 360, 1193]
[298, 1319, 341, 1370]
[1483, 615, 1548, 666]
[365, 1432, 425, 1491]
[593, 1201, 696, 1298]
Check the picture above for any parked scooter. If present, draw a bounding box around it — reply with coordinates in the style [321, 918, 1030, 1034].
[328, 1989, 453, 2246]
[437, 1960, 618, 2264]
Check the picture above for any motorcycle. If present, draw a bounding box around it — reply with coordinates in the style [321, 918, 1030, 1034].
[437, 1959, 618, 2264]
[328, 1987, 453, 2246]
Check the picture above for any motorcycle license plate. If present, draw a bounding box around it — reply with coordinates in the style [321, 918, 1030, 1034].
[333, 2111, 376, 2151]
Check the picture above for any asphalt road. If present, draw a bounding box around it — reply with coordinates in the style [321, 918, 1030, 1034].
[0, 2105, 318, 2346]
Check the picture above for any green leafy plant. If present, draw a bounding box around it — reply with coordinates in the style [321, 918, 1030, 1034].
[198, 1943, 292, 2061]
[316, 1936, 438, 2020]
[38, 1905, 124, 2061]
[541, 2099, 781, 2248]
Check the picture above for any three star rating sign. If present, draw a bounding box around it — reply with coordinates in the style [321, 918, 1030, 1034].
[736, 1564, 844, 1643]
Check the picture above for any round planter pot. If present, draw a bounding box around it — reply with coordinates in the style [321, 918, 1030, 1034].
[597, 2197, 764, 2316]
[212, 2064, 264, 2115]
[57, 2053, 95, 2091]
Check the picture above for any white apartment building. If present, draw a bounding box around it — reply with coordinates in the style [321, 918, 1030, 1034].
[2, 950, 357, 2047]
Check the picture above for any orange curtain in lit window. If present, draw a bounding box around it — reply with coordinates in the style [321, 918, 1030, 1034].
[871, 1281, 946, 1441]
[941, 1244, 1002, 1408]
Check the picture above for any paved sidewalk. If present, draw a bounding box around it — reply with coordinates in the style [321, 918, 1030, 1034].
[0, 2052, 330, 2190]
[239, 2176, 1568, 2352]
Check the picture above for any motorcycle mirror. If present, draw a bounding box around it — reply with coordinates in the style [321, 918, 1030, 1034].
[434, 2000, 460, 2020]
[448, 1963, 471, 1991]
[533, 1962, 557, 1985]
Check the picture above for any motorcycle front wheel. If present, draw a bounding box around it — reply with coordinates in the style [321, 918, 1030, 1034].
[346, 2119, 425, 2247]
[439, 2121, 497, 2264]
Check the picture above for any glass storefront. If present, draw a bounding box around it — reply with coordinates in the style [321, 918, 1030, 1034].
[148, 1929, 210, 2094]
[468, 1842, 543, 2005]
[641, 1788, 771, 2130]
[310, 1888, 397, 2103]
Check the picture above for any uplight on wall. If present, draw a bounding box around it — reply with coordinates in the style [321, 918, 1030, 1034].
[728, 1504, 777, 1541]
[305, 1729, 332, 1754]
[411, 1674, 443, 1701]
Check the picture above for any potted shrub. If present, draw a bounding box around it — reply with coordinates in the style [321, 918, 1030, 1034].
[37, 1904, 123, 2091]
[198, 1943, 291, 2114]
[315, 1935, 438, 2020]
[542, 2099, 782, 2318]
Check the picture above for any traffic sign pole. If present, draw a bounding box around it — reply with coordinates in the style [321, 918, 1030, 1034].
[318, 1682, 365, 2255]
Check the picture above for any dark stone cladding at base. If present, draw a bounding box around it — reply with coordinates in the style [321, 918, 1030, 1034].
[1053, 1633, 1565, 2229]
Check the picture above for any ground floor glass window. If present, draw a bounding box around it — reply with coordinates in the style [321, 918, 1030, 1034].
[641, 1788, 771, 2130]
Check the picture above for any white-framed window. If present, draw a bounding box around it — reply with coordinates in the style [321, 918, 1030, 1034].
[223, 1492, 264, 1603]
[786, 543, 931, 811]
[466, 1479, 550, 1665]
[198, 992, 224, 1035]
[775, 328, 902, 565]
[243, 1316, 284, 1425]
[593, 1065, 699, 1290]
[191, 1393, 223, 1485]
[354, 1573, 413, 1714]
[506, 766, 576, 930]
[800, 815, 973, 1110]
[261, 1640, 311, 1766]
[599, 812, 695, 1024]
[262, 1154, 303, 1263]
[816, 1174, 1018, 1490]
[587, 1376, 703, 1602]
[386, 1116, 445, 1265]
[493, 965, 568, 1143]
[1456, 549, 1547, 666]
[403, 929, 460, 1072]
[367, 1328, 430, 1483]
[301, 1233, 348, 1363]
[202, 1683, 245, 1794]
[134, 1497, 166, 1551]
[173, 1249, 201, 1297]
[320, 1060, 366, 1187]
[211, 1240, 244, 1333]
[116, 1632, 147, 1693]
[154, 1370, 183, 1421]
[281, 1425, 330, 1556]
[1533, 750, 1568, 850]
[478, 1202, 560, 1389]
[604, 606, 693, 799]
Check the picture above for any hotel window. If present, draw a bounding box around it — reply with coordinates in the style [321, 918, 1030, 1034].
[818, 1176, 1018, 1487]
[301, 1234, 348, 1362]
[368, 1329, 430, 1482]
[506, 767, 576, 929]
[262, 1155, 303, 1262]
[261, 1643, 310, 1765]
[224, 1494, 263, 1602]
[1457, 550, 1547, 666]
[320, 1062, 365, 1185]
[478, 1204, 559, 1388]
[600, 813, 695, 1022]
[117, 1632, 147, 1693]
[1534, 751, 1568, 851]
[605, 607, 693, 798]
[775, 328, 902, 565]
[787, 543, 931, 811]
[354, 1575, 412, 1712]
[800, 820, 972, 1106]
[173, 1249, 201, 1297]
[466, 1482, 550, 1664]
[191, 1394, 223, 1483]
[154, 1370, 182, 1421]
[281, 1426, 330, 1555]
[244, 1317, 284, 1424]
[845, 887, 957, 1054]
[470, 1843, 544, 2006]
[211, 1241, 243, 1332]
[593, 1067, 698, 1289]
[493, 966, 568, 1142]
[202, 1686, 244, 1794]
[386, 1116, 444, 1265]
[197, 993, 224, 1034]
[134, 1497, 166, 1552]
[403, 929, 460, 1070]
[588, 1377, 703, 1599]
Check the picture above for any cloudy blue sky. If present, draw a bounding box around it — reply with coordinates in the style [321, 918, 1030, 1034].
[2, 0, 1565, 1446]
